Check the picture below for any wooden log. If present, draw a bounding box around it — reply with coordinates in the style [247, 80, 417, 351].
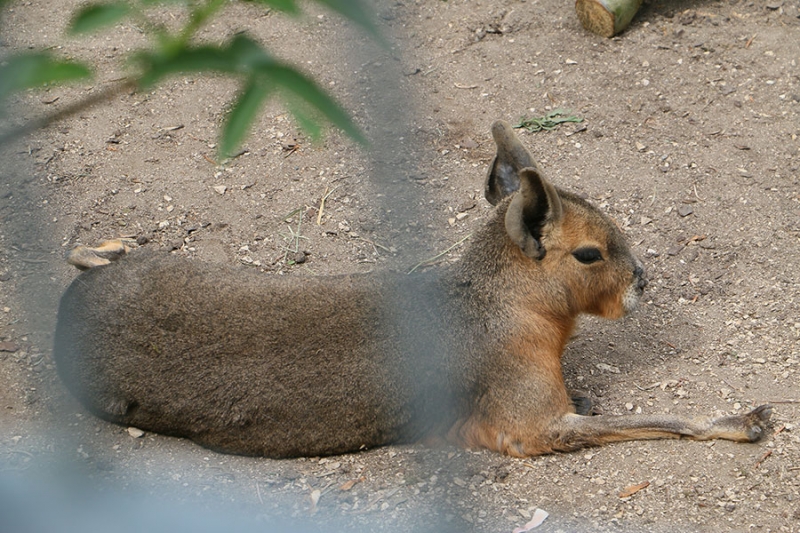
[575, 0, 643, 38]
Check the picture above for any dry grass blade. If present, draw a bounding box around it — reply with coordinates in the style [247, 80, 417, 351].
[407, 234, 471, 274]
[317, 186, 339, 226]
[618, 481, 650, 498]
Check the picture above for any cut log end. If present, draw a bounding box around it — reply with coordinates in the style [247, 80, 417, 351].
[575, 0, 643, 38]
[575, 0, 616, 38]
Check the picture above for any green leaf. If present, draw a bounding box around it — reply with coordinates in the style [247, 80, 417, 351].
[136, 47, 240, 87]
[314, 0, 383, 43]
[0, 53, 92, 102]
[136, 35, 271, 87]
[265, 65, 365, 144]
[514, 110, 583, 132]
[136, 36, 363, 144]
[284, 96, 322, 142]
[227, 34, 277, 69]
[220, 78, 274, 157]
[69, 2, 132, 35]
[242, 0, 300, 15]
[139, 0, 189, 4]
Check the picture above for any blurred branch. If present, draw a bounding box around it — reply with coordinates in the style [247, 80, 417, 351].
[0, 78, 137, 147]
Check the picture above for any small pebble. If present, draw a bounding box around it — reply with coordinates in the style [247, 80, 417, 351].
[667, 245, 684, 256]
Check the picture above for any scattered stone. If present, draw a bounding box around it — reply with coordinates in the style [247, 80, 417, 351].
[513, 509, 549, 532]
[596, 363, 620, 374]
[459, 138, 479, 149]
[677, 204, 694, 217]
[457, 200, 477, 213]
[127, 427, 145, 438]
[213, 185, 227, 195]
[0, 342, 19, 353]
[667, 245, 684, 256]
[293, 251, 307, 264]
[679, 10, 696, 25]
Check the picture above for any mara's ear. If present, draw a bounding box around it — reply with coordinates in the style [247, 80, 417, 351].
[484, 120, 537, 205]
[504, 167, 564, 260]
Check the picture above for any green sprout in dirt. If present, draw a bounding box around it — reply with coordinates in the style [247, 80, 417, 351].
[514, 109, 583, 132]
[0, 0, 375, 156]
[280, 207, 308, 266]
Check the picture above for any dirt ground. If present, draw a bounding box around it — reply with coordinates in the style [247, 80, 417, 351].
[1, 0, 799, 531]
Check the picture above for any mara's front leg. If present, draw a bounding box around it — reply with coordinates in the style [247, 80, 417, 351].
[459, 403, 772, 457]
[545, 404, 772, 452]
[451, 366, 772, 457]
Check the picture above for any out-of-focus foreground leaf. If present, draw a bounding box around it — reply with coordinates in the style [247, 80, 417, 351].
[68, 2, 132, 35]
[315, 0, 382, 42]
[138, 35, 364, 150]
[0, 53, 92, 103]
[220, 78, 274, 157]
[242, 0, 301, 15]
[265, 65, 364, 144]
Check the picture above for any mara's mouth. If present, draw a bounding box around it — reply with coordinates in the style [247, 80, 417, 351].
[622, 281, 645, 314]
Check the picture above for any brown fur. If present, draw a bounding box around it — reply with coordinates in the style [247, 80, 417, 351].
[53, 121, 771, 458]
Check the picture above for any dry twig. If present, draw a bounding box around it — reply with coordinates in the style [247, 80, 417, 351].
[407, 234, 471, 274]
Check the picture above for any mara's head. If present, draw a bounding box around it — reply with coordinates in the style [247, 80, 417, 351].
[485, 121, 647, 319]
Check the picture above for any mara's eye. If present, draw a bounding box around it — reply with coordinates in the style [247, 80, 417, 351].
[572, 247, 603, 264]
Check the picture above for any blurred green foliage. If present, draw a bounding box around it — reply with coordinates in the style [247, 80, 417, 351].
[0, 0, 373, 155]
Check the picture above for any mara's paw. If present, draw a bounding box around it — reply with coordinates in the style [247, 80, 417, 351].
[67, 239, 135, 270]
[712, 404, 773, 442]
[742, 404, 773, 442]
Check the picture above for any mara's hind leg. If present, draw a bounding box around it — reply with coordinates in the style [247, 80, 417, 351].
[67, 239, 135, 270]
[547, 404, 773, 452]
